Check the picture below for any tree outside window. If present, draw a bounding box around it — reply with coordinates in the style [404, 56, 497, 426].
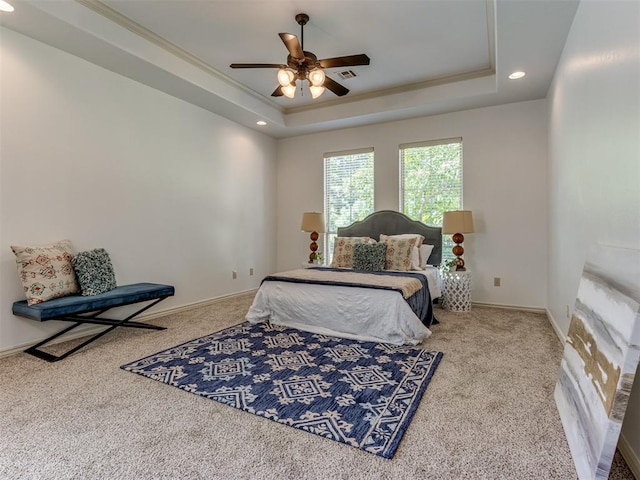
[324, 149, 374, 262]
[400, 138, 462, 261]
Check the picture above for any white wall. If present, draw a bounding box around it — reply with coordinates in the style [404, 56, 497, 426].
[546, 0, 640, 467]
[0, 28, 277, 352]
[277, 100, 548, 308]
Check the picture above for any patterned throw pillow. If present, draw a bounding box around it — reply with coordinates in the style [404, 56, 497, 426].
[352, 243, 387, 271]
[72, 248, 117, 296]
[11, 239, 80, 305]
[330, 237, 374, 268]
[381, 236, 418, 271]
[380, 234, 425, 270]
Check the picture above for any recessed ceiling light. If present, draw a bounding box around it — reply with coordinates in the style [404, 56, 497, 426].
[256, 120, 267, 126]
[508, 71, 526, 80]
[0, 0, 15, 12]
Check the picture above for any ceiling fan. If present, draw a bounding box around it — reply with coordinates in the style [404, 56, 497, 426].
[230, 13, 370, 99]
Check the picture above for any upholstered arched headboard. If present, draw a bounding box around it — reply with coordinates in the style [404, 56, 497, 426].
[336, 210, 442, 266]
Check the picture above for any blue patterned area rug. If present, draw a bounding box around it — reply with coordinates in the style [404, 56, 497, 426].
[121, 322, 443, 459]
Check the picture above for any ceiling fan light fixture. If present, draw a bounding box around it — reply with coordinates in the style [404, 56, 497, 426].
[308, 69, 326, 87]
[309, 85, 325, 99]
[0, 0, 15, 12]
[282, 83, 296, 98]
[277, 68, 295, 87]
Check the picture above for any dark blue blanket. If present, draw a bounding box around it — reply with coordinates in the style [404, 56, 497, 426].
[263, 267, 436, 327]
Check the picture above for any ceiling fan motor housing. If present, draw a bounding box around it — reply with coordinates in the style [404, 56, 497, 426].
[287, 52, 319, 79]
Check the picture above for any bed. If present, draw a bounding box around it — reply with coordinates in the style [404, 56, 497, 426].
[246, 210, 442, 345]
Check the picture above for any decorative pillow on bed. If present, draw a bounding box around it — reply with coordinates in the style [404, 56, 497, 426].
[352, 242, 387, 271]
[380, 234, 424, 270]
[11, 239, 80, 305]
[330, 237, 375, 268]
[380, 236, 418, 271]
[72, 248, 117, 296]
[420, 244, 435, 266]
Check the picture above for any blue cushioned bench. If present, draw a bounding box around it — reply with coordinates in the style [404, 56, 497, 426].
[13, 282, 175, 362]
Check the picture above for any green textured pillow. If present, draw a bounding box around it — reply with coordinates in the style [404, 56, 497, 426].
[352, 243, 387, 271]
[72, 248, 117, 296]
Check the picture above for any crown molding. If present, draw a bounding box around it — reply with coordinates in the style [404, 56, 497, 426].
[284, 67, 495, 115]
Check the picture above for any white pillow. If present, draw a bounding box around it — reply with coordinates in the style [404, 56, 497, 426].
[380, 234, 424, 270]
[420, 244, 435, 267]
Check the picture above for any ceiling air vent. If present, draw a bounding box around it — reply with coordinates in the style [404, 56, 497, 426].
[337, 70, 358, 80]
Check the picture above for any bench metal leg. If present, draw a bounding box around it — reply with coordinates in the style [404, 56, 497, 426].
[24, 297, 169, 362]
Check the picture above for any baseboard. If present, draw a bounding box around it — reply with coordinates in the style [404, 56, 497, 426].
[471, 301, 546, 315]
[0, 324, 109, 359]
[0, 288, 258, 359]
[618, 434, 640, 479]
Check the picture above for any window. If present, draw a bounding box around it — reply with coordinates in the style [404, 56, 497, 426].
[324, 148, 374, 261]
[400, 138, 462, 260]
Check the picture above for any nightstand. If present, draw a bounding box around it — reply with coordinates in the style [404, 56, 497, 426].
[442, 270, 472, 311]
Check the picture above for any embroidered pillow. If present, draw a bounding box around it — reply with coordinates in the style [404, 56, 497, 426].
[72, 248, 117, 296]
[381, 236, 418, 271]
[380, 234, 425, 270]
[330, 237, 374, 268]
[11, 239, 80, 305]
[353, 243, 387, 271]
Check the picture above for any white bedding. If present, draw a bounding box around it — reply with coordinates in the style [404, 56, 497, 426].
[418, 266, 442, 299]
[245, 267, 441, 345]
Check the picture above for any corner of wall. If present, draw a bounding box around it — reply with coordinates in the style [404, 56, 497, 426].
[545, 308, 566, 344]
[618, 434, 640, 480]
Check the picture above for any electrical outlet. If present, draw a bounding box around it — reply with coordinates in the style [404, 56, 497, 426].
[232, 271, 237, 279]
[493, 277, 501, 287]
[250, 268, 254, 276]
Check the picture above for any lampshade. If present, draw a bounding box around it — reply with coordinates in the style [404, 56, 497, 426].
[308, 68, 326, 87]
[301, 212, 325, 233]
[282, 84, 296, 98]
[277, 69, 295, 87]
[442, 210, 474, 234]
[309, 85, 325, 99]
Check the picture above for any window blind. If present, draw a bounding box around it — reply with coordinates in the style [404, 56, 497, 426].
[324, 148, 374, 261]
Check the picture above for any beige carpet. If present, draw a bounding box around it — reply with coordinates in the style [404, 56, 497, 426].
[0, 294, 635, 479]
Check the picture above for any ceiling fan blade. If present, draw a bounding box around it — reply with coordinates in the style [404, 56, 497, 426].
[324, 76, 349, 97]
[271, 86, 284, 97]
[279, 33, 304, 60]
[230, 63, 286, 69]
[318, 54, 370, 69]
